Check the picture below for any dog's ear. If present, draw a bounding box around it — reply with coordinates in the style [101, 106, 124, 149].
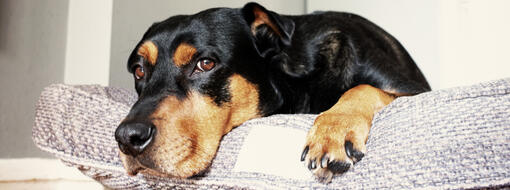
[242, 2, 295, 57]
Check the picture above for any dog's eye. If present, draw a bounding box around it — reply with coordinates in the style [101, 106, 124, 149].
[195, 59, 215, 73]
[134, 66, 145, 80]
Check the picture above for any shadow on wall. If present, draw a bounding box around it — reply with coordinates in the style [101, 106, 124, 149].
[0, 0, 10, 52]
[0, 0, 68, 158]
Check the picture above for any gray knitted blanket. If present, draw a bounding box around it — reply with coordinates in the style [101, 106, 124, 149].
[33, 78, 510, 189]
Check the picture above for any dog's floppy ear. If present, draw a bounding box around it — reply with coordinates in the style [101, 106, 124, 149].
[242, 2, 295, 57]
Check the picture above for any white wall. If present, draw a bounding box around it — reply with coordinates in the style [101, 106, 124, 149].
[64, 0, 113, 86]
[307, 0, 510, 89]
[438, 0, 510, 89]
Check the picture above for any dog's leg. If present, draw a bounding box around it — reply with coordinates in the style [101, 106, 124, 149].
[301, 84, 395, 182]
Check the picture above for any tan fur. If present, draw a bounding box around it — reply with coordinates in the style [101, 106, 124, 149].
[173, 43, 197, 67]
[251, 6, 281, 36]
[124, 74, 260, 178]
[304, 85, 395, 180]
[383, 88, 411, 97]
[137, 41, 158, 65]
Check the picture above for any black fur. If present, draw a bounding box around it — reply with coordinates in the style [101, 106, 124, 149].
[123, 2, 430, 124]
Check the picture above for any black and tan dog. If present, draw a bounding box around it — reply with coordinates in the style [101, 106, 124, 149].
[114, 2, 430, 182]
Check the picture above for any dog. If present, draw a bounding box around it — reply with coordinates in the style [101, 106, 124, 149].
[114, 2, 430, 183]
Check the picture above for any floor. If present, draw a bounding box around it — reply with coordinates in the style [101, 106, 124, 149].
[0, 158, 104, 190]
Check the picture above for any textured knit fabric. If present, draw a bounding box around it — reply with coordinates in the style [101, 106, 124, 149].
[33, 78, 510, 189]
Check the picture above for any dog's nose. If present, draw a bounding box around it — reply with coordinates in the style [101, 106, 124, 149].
[115, 122, 156, 157]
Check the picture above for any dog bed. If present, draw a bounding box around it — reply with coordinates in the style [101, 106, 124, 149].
[32, 78, 510, 189]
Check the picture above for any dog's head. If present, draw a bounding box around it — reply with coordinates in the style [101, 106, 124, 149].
[114, 3, 295, 178]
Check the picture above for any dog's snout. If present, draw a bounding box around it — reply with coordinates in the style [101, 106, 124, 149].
[115, 122, 156, 157]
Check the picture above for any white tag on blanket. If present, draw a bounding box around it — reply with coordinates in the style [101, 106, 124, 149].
[233, 125, 312, 179]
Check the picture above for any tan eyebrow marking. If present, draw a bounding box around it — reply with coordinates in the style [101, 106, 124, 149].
[137, 41, 158, 65]
[173, 43, 197, 67]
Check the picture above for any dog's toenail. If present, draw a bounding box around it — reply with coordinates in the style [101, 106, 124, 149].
[345, 141, 354, 157]
[301, 146, 309, 161]
[328, 161, 350, 173]
[320, 155, 329, 168]
[309, 160, 317, 170]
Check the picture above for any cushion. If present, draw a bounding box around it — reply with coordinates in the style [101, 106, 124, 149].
[33, 78, 510, 189]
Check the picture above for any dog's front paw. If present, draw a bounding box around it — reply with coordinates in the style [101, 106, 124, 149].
[301, 113, 370, 183]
